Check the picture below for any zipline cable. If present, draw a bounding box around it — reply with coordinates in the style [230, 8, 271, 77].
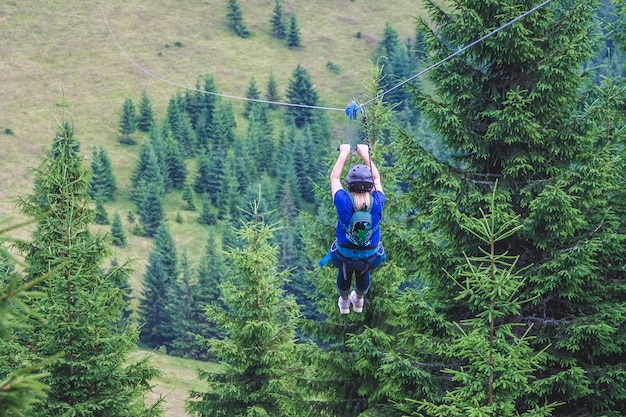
[97, 2, 344, 112]
[99, 0, 555, 113]
[360, 0, 555, 108]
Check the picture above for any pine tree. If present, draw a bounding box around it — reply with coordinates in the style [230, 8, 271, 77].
[243, 76, 261, 119]
[154, 223, 179, 282]
[266, 71, 281, 110]
[0, 242, 52, 415]
[131, 139, 165, 203]
[138, 251, 172, 348]
[193, 232, 228, 349]
[138, 183, 164, 237]
[165, 252, 199, 358]
[88, 147, 117, 202]
[182, 183, 196, 211]
[186, 201, 306, 417]
[194, 153, 212, 195]
[401, 186, 560, 416]
[226, 0, 250, 38]
[394, 0, 626, 414]
[270, 0, 286, 39]
[14, 118, 162, 416]
[285, 64, 319, 128]
[94, 197, 109, 225]
[210, 101, 236, 150]
[163, 132, 187, 190]
[118, 97, 138, 139]
[137, 89, 155, 133]
[110, 212, 127, 247]
[286, 13, 301, 48]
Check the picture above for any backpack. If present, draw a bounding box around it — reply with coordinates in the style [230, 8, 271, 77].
[345, 193, 376, 247]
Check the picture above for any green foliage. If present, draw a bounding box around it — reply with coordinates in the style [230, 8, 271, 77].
[138, 183, 164, 237]
[110, 213, 126, 247]
[286, 13, 301, 48]
[285, 64, 319, 128]
[270, 0, 286, 39]
[88, 146, 117, 202]
[394, 0, 626, 414]
[265, 71, 281, 109]
[226, 0, 250, 38]
[406, 185, 562, 416]
[0, 240, 55, 416]
[137, 89, 155, 133]
[13, 116, 163, 416]
[187, 200, 306, 417]
[139, 251, 173, 349]
[118, 97, 138, 138]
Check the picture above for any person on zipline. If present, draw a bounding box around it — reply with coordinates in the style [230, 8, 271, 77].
[326, 143, 385, 314]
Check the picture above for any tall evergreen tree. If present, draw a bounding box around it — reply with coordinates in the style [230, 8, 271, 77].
[165, 252, 199, 358]
[163, 132, 187, 190]
[270, 0, 286, 39]
[154, 223, 179, 282]
[285, 64, 319, 128]
[243, 76, 261, 119]
[110, 212, 127, 247]
[137, 89, 155, 133]
[266, 71, 281, 110]
[394, 0, 626, 414]
[182, 183, 196, 211]
[226, 0, 250, 38]
[88, 147, 117, 202]
[186, 201, 306, 417]
[118, 97, 138, 138]
[193, 153, 213, 195]
[138, 183, 164, 237]
[138, 251, 172, 349]
[210, 101, 236, 150]
[14, 118, 162, 416]
[400, 187, 560, 416]
[0, 242, 52, 416]
[193, 232, 229, 354]
[286, 13, 301, 48]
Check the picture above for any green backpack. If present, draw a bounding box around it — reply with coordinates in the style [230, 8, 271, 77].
[345, 193, 375, 247]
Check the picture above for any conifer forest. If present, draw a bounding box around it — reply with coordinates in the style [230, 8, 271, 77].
[1, 0, 626, 416]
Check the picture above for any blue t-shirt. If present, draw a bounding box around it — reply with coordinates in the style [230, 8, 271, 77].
[334, 190, 385, 246]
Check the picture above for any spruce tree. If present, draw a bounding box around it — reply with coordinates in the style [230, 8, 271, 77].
[94, 197, 110, 225]
[110, 212, 127, 247]
[186, 201, 306, 417]
[137, 89, 155, 133]
[182, 183, 196, 211]
[165, 252, 199, 358]
[193, 153, 213, 195]
[270, 0, 286, 39]
[138, 183, 164, 237]
[285, 64, 319, 128]
[394, 0, 626, 414]
[226, 0, 250, 38]
[266, 71, 281, 110]
[286, 13, 301, 48]
[138, 251, 171, 348]
[163, 132, 187, 190]
[88, 147, 117, 202]
[14, 118, 162, 416]
[118, 97, 138, 139]
[0, 242, 52, 416]
[243, 76, 261, 119]
[193, 232, 228, 349]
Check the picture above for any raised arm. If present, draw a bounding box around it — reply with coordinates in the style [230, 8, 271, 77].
[331, 144, 351, 198]
[357, 144, 383, 194]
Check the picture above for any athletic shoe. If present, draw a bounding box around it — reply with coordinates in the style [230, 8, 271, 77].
[349, 291, 364, 313]
[338, 296, 350, 314]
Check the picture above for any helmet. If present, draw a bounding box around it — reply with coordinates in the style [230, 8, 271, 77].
[346, 164, 374, 193]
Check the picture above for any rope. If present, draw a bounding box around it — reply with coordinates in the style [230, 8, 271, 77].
[360, 0, 555, 108]
[97, 2, 344, 113]
[99, 0, 555, 113]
